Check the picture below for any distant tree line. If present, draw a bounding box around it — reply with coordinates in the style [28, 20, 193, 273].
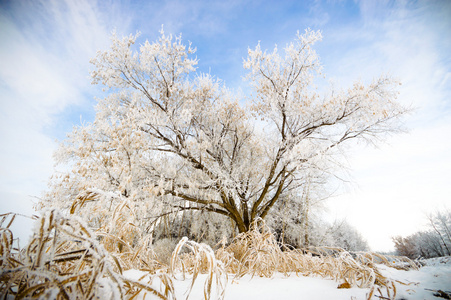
[393, 210, 451, 259]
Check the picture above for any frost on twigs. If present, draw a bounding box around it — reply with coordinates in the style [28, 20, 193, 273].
[41, 28, 410, 245]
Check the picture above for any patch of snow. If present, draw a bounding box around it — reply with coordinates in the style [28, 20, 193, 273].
[218, 274, 368, 300]
[420, 256, 451, 267]
[378, 258, 451, 300]
[123, 269, 150, 281]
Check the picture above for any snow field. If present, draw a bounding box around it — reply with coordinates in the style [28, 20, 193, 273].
[124, 258, 451, 300]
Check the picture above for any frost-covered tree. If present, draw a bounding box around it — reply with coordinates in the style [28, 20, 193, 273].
[392, 235, 417, 258]
[41, 29, 408, 241]
[393, 210, 451, 259]
[393, 232, 443, 259]
[328, 219, 369, 251]
[427, 210, 451, 256]
[265, 172, 330, 247]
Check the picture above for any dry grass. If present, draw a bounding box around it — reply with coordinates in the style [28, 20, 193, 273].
[216, 219, 418, 300]
[1, 212, 419, 300]
[0, 210, 174, 299]
[95, 198, 161, 273]
[170, 237, 227, 300]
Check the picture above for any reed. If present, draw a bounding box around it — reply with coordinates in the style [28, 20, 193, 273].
[1, 212, 419, 300]
[0, 211, 174, 299]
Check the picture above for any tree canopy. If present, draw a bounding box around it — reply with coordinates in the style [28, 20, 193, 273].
[41, 29, 409, 240]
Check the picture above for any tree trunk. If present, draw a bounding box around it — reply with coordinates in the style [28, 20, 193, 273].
[234, 214, 251, 233]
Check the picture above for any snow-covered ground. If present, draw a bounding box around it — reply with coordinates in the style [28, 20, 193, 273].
[124, 257, 451, 300]
[171, 273, 368, 300]
[378, 257, 451, 300]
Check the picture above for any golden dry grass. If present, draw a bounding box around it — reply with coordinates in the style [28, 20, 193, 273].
[170, 237, 227, 300]
[215, 219, 418, 300]
[0, 211, 174, 299]
[1, 212, 419, 300]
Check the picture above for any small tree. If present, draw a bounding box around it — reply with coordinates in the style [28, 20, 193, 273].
[392, 210, 451, 259]
[329, 220, 369, 251]
[427, 210, 451, 256]
[392, 235, 417, 259]
[41, 29, 408, 241]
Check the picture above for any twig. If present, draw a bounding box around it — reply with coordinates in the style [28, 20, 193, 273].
[374, 295, 391, 300]
[425, 288, 451, 299]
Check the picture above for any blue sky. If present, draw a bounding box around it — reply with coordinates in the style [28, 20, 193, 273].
[1, 0, 450, 251]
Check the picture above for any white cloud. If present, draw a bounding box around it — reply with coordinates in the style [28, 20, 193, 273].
[0, 0, 130, 243]
[322, 0, 451, 251]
